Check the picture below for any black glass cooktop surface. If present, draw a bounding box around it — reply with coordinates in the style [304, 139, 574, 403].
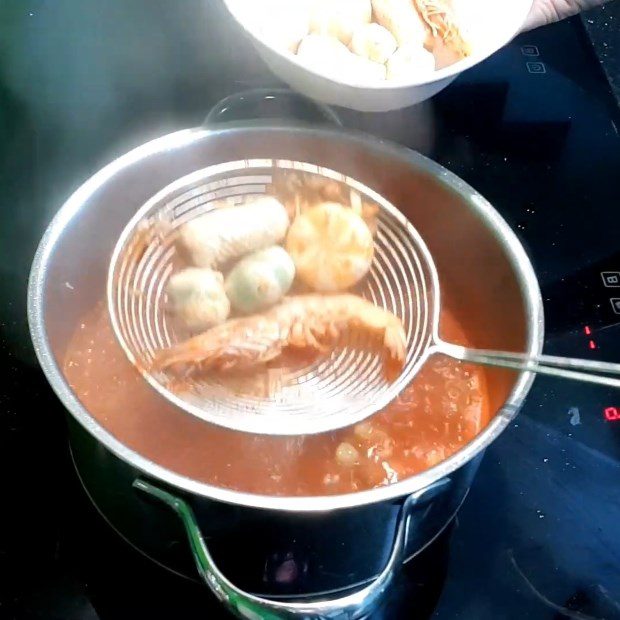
[0, 2, 619, 619]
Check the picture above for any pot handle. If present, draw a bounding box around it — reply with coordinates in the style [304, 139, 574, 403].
[204, 88, 342, 127]
[133, 478, 449, 620]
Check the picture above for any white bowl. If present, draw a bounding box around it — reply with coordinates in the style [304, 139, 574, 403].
[221, 0, 534, 112]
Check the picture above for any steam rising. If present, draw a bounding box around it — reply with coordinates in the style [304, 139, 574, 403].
[0, 0, 434, 366]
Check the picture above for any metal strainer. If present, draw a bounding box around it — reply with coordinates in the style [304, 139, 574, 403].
[108, 159, 620, 436]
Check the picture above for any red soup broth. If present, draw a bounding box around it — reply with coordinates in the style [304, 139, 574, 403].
[63, 302, 491, 496]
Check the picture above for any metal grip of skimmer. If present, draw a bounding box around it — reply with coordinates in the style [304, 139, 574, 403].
[107, 160, 438, 436]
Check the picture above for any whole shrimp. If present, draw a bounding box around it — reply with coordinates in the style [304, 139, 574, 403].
[152, 294, 407, 379]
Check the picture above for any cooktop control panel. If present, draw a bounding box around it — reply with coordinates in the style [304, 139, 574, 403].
[544, 250, 620, 336]
[529, 248, 620, 462]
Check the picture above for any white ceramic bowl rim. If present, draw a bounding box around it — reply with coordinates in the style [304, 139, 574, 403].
[222, 0, 535, 90]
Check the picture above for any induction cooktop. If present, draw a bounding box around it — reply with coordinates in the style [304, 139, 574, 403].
[0, 2, 619, 619]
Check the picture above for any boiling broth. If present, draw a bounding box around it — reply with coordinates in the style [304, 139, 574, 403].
[63, 302, 490, 496]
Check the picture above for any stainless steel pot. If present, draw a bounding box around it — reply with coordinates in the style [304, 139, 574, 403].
[28, 91, 543, 619]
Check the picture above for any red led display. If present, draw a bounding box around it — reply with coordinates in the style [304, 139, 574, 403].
[604, 407, 620, 421]
[583, 326, 598, 350]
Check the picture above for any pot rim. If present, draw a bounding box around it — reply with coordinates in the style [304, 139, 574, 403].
[27, 124, 544, 512]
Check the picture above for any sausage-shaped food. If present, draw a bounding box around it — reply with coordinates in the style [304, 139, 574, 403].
[310, 0, 372, 45]
[386, 43, 436, 80]
[225, 246, 296, 314]
[166, 267, 230, 332]
[371, 0, 429, 48]
[297, 34, 386, 82]
[176, 196, 290, 269]
[350, 22, 397, 65]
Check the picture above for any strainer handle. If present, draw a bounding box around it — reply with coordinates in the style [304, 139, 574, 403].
[204, 88, 342, 127]
[437, 342, 620, 389]
[133, 478, 449, 620]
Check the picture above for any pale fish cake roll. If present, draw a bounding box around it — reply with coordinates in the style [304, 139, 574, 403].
[372, 0, 429, 48]
[310, 0, 372, 45]
[225, 246, 295, 314]
[350, 22, 397, 64]
[166, 267, 230, 332]
[297, 34, 386, 82]
[386, 43, 436, 80]
[176, 196, 290, 269]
